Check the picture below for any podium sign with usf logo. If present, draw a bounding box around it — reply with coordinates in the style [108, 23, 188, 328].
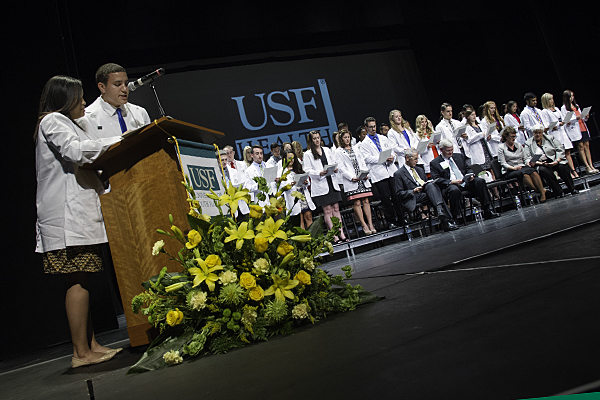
[232, 78, 338, 159]
[178, 142, 227, 216]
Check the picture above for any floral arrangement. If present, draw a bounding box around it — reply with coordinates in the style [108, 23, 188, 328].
[128, 160, 376, 373]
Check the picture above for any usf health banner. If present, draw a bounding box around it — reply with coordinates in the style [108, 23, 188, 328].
[177, 140, 227, 216]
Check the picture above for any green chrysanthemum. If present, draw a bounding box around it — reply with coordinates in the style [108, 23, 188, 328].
[218, 282, 245, 305]
[264, 299, 288, 323]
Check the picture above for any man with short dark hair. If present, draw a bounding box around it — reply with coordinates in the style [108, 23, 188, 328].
[379, 122, 390, 137]
[520, 92, 547, 140]
[84, 63, 151, 139]
[359, 117, 403, 229]
[265, 142, 282, 168]
[223, 145, 247, 173]
[243, 146, 269, 206]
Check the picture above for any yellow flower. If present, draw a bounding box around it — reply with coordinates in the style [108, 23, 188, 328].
[294, 270, 312, 286]
[166, 308, 184, 326]
[209, 182, 250, 215]
[186, 229, 202, 249]
[255, 217, 287, 243]
[249, 205, 263, 219]
[264, 274, 299, 302]
[290, 234, 312, 243]
[239, 272, 257, 289]
[264, 197, 286, 217]
[248, 285, 264, 301]
[205, 254, 222, 268]
[276, 241, 294, 256]
[224, 222, 255, 250]
[255, 237, 269, 253]
[189, 257, 224, 291]
[199, 214, 211, 222]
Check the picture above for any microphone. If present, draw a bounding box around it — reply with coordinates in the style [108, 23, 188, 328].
[128, 68, 165, 91]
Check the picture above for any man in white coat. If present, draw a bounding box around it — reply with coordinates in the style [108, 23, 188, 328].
[83, 63, 151, 139]
[224, 145, 247, 173]
[217, 150, 249, 216]
[435, 103, 470, 159]
[244, 145, 270, 207]
[520, 92, 547, 141]
[359, 117, 403, 229]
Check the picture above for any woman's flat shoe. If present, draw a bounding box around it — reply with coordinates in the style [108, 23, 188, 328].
[105, 348, 123, 354]
[71, 351, 116, 368]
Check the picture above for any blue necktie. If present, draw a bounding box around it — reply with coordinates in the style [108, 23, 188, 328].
[116, 108, 127, 133]
[402, 130, 411, 147]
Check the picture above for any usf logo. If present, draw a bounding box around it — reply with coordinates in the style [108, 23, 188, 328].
[187, 165, 220, 191]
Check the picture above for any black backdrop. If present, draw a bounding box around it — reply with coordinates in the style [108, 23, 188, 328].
[2, 1, 598, 360]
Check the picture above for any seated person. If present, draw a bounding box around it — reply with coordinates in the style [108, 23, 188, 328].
[430, 139, 500, 221]
[523, 124, 578, 198]
[497, 126, 547, 202]
[393, 149, 459, 232]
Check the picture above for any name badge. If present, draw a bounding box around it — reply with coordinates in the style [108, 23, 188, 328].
[440, 161, 450, 169]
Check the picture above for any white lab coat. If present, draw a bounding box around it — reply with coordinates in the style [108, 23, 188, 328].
[478, 119, 503, 157]
[464, 125, 493, 166]
[520, 106, 546, 139]
[435, 119, 470, 158]
[302, 147, 342, 197]
[357, 134, 398, 183]
[504, 113, 527, 145]
[35, 113, 121, 253]
[387, 128, 423, 167]
[335, 146, 372, 192]
[83, 97, 151, 139]
[541, 108, 573, 150]
[561, 105, 586, 142]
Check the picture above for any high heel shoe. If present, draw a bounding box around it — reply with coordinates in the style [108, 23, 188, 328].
[362, 225, 372, 235]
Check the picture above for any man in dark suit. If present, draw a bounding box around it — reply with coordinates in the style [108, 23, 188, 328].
[393, 149, 459, 232]
[430, 139, 500, 221]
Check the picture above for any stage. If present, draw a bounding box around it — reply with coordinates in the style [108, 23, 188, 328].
[2, 185, 600, 400]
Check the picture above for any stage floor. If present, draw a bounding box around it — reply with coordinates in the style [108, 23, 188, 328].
[2, 185, 600, 400]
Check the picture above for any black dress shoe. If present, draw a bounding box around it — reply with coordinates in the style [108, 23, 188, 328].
[571, 189, 579, 195]
[483, 210, 500, 219]
[444, 220, 460, 232]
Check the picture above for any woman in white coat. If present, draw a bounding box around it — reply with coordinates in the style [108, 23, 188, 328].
[504, 101, 527, 145]
[561, 89, 597, 174]
[35, 76, 122, 368]
[479, 101, 504, 157]
[336, 130, 376, 235]
[540, 93, 576, 177]
[276, 150, 315, 229]
[303, 130, 348, 242]
[464, 110, 495, 175]
[414, 115, 438, 175]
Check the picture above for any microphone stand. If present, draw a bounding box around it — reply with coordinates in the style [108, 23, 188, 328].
[150, 82, 166, 118]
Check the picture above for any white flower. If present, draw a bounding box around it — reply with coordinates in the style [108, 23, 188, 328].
[253, 258, 270, 274]
[218, 270, 237, 286]
[152, 240, 165, 256]
[300, 257, 315, 271]
[189, 291, 208, 311]
[163, 350, 183, 365]
[292, 303, 308, 320]
[241, 309, 257, 326]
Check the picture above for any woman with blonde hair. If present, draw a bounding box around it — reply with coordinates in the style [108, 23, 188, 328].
[388, 109, 419, 168]
[479, 101, 504, 157]
[540, 93, 576, 177]
[292, 140, 304, 165]
[243, 145, 253, 168]
[414, 115, 438, 175]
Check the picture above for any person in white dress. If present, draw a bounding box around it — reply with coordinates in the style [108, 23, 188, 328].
[35, 76, 122, 368]
[540, 93, 576, 177]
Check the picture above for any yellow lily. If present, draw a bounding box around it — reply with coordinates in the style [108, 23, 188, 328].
[186, 229, 202, 249]
[290, 234, 312, 242]
[264, 274, 299, 302]
[224, 222, 255, 250]
[255, 217, 287, 243]
[209, 182, 250, 215]
[189, 257, 224, 291]
[264, 196, 286, 217]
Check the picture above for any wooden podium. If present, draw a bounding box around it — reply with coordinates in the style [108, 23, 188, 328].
[85, 117, 224, 346]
